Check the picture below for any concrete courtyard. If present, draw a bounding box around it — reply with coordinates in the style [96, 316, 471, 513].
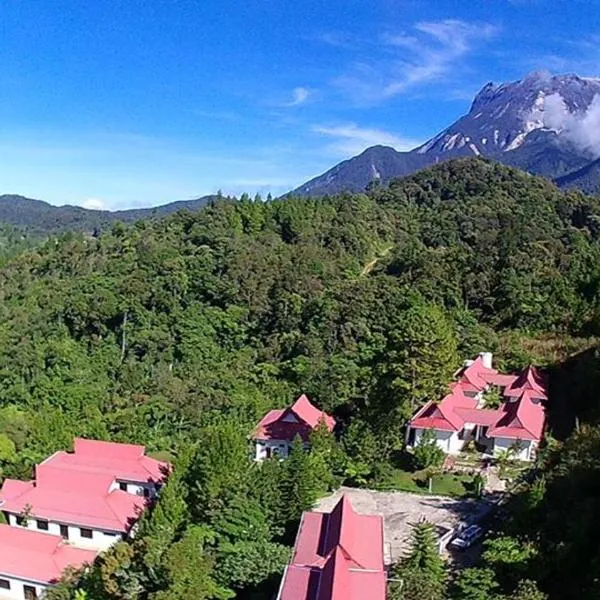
[315, 486, 486, 564]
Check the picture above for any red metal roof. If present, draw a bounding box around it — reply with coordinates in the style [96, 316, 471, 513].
[488, 390, 545, 441]
[0, 475, 149, 531]
[0, 524, 97, 584]
[504, 365, 548, 399]
[454, 407, 500, 426]
[0, 438, 168, 532]
[254, 395, 336, 442]
[410, 358, 548, 443]
[278, 495, 385, 600]
[43, 438, 169, 483]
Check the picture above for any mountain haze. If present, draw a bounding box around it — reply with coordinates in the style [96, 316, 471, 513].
[291, 72, 600, 197]
[0, 194, 217, 234]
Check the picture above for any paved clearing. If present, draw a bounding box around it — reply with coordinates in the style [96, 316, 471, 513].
[315, 486, 484, 564]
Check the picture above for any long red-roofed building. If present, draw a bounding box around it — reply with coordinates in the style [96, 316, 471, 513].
[407, 352, 548, 461]
[277, 495, 386, 600]
[0, 524, 97, 600]
[0, 438, 169, 551]
[253, 394, 336, 461]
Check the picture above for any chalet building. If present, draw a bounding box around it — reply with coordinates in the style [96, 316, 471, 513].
[406, 353, 548, 461]
[0, 524, 97, 599]
[0, 438, 169, 551]
[276, 495, 386, 600]
[253, 394, 335, 461]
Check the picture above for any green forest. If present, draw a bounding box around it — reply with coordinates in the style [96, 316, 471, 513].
[1, 158, 600, 599]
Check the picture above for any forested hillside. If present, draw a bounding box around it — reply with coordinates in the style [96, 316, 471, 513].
[0, 193, 217, 235]
[2, 158, 600, 599]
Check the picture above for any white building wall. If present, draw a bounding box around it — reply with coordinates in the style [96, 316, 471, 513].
[0, 572, 46, 599]
[254, 440, 292, 461]
[6, 513, 123, 551]
[493, 437, 535, 461]
[411, 428, 462, 455]
[108, 480, 156, 498]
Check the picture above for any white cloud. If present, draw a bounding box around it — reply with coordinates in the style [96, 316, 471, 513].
[283, 87, 311, 107]
[334, 19, 499, 103]
[81, 197, 107, 210]
[536, 92, 600, 157]
[312, 123, 422, 157]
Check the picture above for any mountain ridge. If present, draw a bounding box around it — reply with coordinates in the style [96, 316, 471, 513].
[290, 71, 600, 197]
[0, 193, 218, 234]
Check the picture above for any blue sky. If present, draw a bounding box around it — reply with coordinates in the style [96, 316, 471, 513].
[0, 0, 597, 209]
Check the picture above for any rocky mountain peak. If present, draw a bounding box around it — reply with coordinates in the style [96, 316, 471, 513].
[417, 72, 600, 158]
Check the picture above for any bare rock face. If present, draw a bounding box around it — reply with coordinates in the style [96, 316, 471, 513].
[290, 72, 600, 197]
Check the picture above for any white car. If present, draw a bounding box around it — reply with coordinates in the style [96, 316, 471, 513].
[449, 525, 484, 550]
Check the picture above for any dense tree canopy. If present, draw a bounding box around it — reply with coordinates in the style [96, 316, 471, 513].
[2, 158, 600, 598]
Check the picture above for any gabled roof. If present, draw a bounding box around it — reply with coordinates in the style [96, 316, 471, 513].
[410, 357, 548, 443]
[456, 356, 498, 391]
[504, 365, 548, 400]
[42, 439, 168, 484]
[254, 395, 336, 442]
[0, 438, 168, 532]
[278, 495, 385, 600]
[0, 476, 148, 531]
[411, 385, 478, 432]
[488, 390, 545, 441]
[0, 524, 97, 584]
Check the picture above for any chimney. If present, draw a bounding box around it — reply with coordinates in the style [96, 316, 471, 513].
[480, 352, 493, 369]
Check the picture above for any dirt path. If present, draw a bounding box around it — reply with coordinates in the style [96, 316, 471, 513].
[360, 245, 393, 276]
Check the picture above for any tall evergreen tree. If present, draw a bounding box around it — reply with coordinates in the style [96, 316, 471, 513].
[280, 436, 319, 526]
[389, 521, 446, 600]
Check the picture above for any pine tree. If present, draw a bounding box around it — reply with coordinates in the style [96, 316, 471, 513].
[509, 580, 547, 600]
[280, 436, 319, 525]
[389, 521, 446, 600]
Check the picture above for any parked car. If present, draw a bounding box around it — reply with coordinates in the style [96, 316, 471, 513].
[449, 525, 484, 551]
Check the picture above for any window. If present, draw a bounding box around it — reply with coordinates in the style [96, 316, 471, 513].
[23, 585, 38, 599]
[0, 579, 10, 590]
[143, 487, 151, 498]
[16, 515, 24, 526]
[104, 532, 117, 537]
[80, 528, 93, 539]
[36, 519, 49, 531]
[60, 524, 69, 539]
[119, 482, 128, 492]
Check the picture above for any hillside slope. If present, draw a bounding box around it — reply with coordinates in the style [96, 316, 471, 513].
[0, 193, 217, 234]
[2, 159, 600, 599]
[556, 157, 600, 194]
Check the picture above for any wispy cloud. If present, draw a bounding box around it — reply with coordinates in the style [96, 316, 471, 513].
[282, 87, 312, 107]
[523, 35, 600, 77]
[315, 31, 356, 49]
[312, 123, 422, 157]
[81, 197, 107, 210]
[333, 19, 499, 103]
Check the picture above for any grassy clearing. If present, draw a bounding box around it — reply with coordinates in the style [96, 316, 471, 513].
[372, 467, 476, 498]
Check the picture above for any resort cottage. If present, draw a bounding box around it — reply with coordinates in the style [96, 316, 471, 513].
[277, 495, 386, 600]
[406, 353, 548, 461]
[253, 394, 335, 461]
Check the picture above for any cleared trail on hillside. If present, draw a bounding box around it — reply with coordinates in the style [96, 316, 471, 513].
[360, 245, 394, 276]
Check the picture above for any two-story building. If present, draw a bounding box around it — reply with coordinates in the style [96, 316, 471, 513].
[0, 438, 169, 552]
[253, 394, 336, 461]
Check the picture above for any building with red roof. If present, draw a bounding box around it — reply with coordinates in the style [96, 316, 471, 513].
[407, 353, 548, 461]
[0, 438, 169, 551]
[253, 394, 336, 461]
[0, 524, 97, 600]
[277, 495, 386, 600]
